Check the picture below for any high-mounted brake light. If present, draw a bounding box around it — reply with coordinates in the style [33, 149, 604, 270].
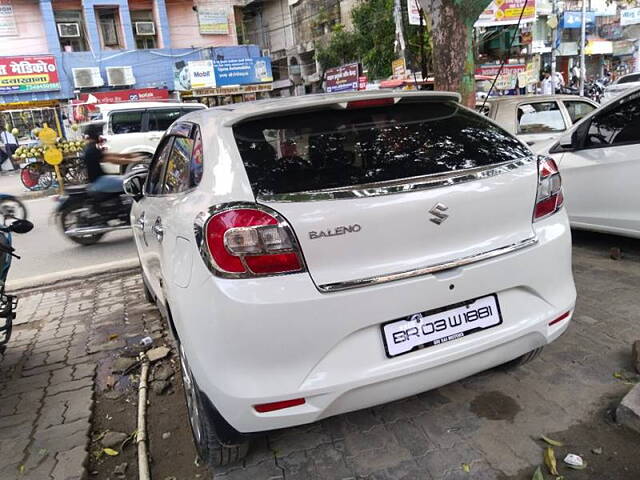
[534, 156, 564, 221]
[199, 205, 305, 277]
[345, 98, 396, 109]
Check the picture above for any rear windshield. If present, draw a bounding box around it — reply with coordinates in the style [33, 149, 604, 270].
[233, 101, 530, 196]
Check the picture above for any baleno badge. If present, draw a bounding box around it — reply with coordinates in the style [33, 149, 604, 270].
[309, 224, 361, 240]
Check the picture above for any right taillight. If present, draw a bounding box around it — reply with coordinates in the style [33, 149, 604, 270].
[197, 204, 305, 278]
[534, 156, 564, 221]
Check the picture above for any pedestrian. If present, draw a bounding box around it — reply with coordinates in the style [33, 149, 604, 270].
[0, 126, 19, 170]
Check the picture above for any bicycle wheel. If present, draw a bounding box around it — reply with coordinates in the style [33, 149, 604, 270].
[20, 163, 53, 191]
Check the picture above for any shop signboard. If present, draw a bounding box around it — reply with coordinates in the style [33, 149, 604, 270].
[620, 8, 640, 26]
[392, 58, 406, 79]
[0, 0, 17, 37]
[0, 56, 60, 94]
[562, 11, 596, 29]
[358, 76, 368, 90]
[198, 5, 229, 35]
[612, 40, 636, 57]
[475, 0, 535, 27]
[213, 57, 273, 87]
[77, 88, 169, 104]
[407, 0, 421, 26]
[476, 64, 526, 90]
[585, 40, 613, 55]
[325, 63, 359, 93]
[189, 60, 216, 89]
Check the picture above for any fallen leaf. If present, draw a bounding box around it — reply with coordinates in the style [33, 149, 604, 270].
[567, 461, 587, 470]
[103, 448, 119, 456]
[108, 334, 119, 341]
[462, 463, 471, 473]
[531, 466, 545, 480]
[544, 447, 559, 476]
[18, 465, 25, 474]
[540, 435, 564, 447]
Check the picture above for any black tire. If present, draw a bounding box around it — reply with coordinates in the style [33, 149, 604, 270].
[502, 347, 544, 369]
[59, 206, 105, 246]
[178, 343, 250, 467]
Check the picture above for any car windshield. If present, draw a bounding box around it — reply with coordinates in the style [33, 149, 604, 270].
[233, 100, 530, 196]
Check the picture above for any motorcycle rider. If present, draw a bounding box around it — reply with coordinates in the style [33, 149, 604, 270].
[82, 122, 139, 192]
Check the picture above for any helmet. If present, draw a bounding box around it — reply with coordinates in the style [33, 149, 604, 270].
[83, 122, 104, 141]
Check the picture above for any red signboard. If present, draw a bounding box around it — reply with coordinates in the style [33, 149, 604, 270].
[0, 55, 61, 94]
[77, 88, 170, 104]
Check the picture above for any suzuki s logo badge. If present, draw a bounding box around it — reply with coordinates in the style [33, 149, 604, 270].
[429, 203, 449, 225]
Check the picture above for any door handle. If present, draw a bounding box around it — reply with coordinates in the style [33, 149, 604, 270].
[133, 214, 145, 231]
[152, 218, 164, 242]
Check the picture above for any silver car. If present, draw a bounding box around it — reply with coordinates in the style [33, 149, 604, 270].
[479, 95, 598, 151]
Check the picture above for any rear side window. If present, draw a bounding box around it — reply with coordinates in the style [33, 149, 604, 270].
[110, 110, 143, 134]
[148, 109, 183, 132]
[163, 137, 194, 194]
[586, 97, 640, 147]
[517, 102, 566, 134]
[232, 101, 530, 196]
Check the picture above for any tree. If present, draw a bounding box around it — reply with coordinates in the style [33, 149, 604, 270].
[315, 0, 431, 81]
[418, 0, 491, 106]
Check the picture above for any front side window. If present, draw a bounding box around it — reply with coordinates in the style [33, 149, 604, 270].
[110, 110, 143, 134]
[586, 97, 640, 147]
[148, 109, 183, 132]
[564, 101, 596, 124]
[54, 10, 89, 52]
[162, 137, 194, 194]
[146, 137, 174, 195]
[517, 102, 566, 134]
[233, 101, 530, 196]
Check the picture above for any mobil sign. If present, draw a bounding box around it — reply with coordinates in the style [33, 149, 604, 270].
[188, 60, 216, 89]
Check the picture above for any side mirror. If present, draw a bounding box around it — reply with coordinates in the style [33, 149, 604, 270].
[549, 132, 575, 154]
[9, 219, 33, 234]
[123, 164, 149, 202]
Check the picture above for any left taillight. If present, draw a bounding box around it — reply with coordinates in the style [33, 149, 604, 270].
[198, 205, 305, 277]
[534, 156, 564, 221]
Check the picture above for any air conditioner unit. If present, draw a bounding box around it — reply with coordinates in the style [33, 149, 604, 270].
[57, 23, 80, 38]
[261, 48, 271, 57]
[72, 67, 104, 88]
[135, 21, 156, 36]
[106, 66, 136, 86]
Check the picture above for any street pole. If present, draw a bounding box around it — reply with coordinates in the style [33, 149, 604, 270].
[579, 0, 586, 96]
[551, 0, 557, 94]
[419, 8, 427, 81]
[393, 0, 406, 65]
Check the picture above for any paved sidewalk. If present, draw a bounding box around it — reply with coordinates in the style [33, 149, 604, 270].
[0, 274, 161, 480]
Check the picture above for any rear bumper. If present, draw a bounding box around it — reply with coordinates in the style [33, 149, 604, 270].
[170, 212, 576, 433]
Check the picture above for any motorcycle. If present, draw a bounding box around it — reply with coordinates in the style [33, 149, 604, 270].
[56, 184, 132, 245]
[0, 211, 34, 352]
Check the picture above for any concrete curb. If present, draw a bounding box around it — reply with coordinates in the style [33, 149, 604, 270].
[7, 258, 141, 293]
[617, 384, 640, 435]
[20, 188, 57, 201]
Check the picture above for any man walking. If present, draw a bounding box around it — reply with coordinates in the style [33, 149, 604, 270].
[0, 126, 19, 170]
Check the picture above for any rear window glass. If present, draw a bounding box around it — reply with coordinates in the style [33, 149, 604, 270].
[232, 101, 530, 196]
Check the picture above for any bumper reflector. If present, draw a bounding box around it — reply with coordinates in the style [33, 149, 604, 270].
[254, 398, 305, 413]
[549, 311, 571, 326]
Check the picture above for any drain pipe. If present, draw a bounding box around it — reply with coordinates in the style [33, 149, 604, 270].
[137, 352, 151, 480]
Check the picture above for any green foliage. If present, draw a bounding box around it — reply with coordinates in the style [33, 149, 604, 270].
[315, 0, 432, 80]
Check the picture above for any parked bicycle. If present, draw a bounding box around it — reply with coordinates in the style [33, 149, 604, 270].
[20, 155, 88, 191]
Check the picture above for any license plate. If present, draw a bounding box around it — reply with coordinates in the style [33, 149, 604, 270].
[381, 294, 502, 358]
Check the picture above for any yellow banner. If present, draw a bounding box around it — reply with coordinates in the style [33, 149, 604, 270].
[0, 75, 49, 86]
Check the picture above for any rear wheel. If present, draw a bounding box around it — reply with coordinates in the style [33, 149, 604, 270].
[178, 343, 249, 467]
[21, 163, 53, 191]
[59, 206, 105, 246]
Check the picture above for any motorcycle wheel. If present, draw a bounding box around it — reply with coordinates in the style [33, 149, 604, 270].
[59, 206, 105, 246]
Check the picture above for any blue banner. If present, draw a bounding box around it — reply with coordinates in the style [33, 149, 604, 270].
[213, 57, 273, 87]
[563, 11, 596, 28]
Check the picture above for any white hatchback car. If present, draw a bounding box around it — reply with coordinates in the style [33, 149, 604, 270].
[547, 86, 640, 238]
[603, 72, 640, 103]
[124, 91, 576, 466]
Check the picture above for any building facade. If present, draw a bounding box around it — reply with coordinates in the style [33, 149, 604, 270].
[0, 0, 242, 104]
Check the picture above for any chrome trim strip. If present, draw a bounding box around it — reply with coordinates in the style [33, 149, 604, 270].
[317, 236, 538, 293]
[257, 156, 535, 203]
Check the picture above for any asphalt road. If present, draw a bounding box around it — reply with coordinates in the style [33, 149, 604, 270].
[9, 195, 137, 282]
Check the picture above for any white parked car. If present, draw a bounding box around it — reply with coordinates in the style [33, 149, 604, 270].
[124, 91, 576, 466]
[480, 95, 598, 152]
[83, 102, 206, 173]
[603, 72, 640, 102]
[547, 86, 640, 238]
